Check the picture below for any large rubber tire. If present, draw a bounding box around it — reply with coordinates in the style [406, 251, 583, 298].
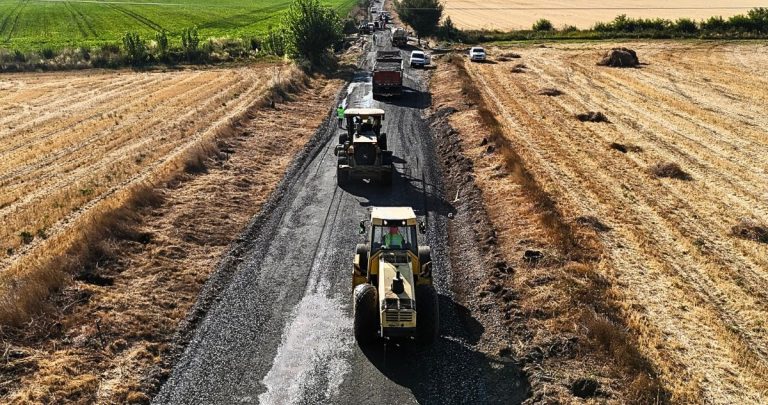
[356, 244, 369, 275]
[378, 133, 388, 151]
[418, 246, 432, 276]
[416, 284, 439, 345]
[353, 283, 379, 344]
[337, 157, 350, 186]
[381, 170, 393, 186]
[339, 133, 349, 145]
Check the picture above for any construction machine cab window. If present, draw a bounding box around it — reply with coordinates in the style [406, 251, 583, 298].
[372, 223, 417, 254]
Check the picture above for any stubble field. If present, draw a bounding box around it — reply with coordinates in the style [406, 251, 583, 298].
[455, 42, 768, 402]
[442, 0, 767, 30]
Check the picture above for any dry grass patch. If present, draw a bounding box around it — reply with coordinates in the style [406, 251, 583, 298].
[732, 219, 768, 244]
[536, 87, 562, 96]
[576, 111, 609, 123]
[649, 162, 692, 180]
[609, 142, 643, 153]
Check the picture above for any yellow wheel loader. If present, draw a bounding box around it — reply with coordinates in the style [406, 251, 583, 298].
[352, 207, 438, 344]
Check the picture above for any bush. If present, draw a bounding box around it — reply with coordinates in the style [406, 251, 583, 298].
[436, 16, 462, 41]
[181, 27, 200, 61]
[282, 0, 343, 66]
[533, 18, 554, 31]
[13, 49, 26, 62]
[342, 18, 358, 34]
[41, 47, 56, 59]
[249, 37, 262, 51]
[263, 26, 287, 56]
[122, 32, 147, 65]
[156, 30, 170, 61]
[674, 18, 698, 34]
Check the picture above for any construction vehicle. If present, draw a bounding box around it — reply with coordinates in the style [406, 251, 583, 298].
[334, 108, 393, 185]
[352, 207, 438, 344]
[372, 50, 403, 98]
[391, 27, 407, 47]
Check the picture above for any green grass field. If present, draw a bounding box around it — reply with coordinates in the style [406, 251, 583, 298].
[0, 0, 358, 50]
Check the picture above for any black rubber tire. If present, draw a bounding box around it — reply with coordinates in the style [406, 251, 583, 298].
[353, 283, 379, 344]
[382, 150, 393, 166]
[415, 284, 439, 345]
[339, 133, 349, 144]
[356, 244, 369, 274]
[378, 133, 387, 151]
[418, 246, 431, 274]
[337, 156, 350, 186]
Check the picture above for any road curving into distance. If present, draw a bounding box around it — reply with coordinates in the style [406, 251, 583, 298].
[154, 2, 526, 403]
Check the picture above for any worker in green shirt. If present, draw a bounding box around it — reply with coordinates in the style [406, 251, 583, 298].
[336, 105, 345, 128]
[384, 226, 404, 249]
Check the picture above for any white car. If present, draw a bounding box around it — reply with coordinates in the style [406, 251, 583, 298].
[409, 50, 429, 68]
[469, 47, 486, 62]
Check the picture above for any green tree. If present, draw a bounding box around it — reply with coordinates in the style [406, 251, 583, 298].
[122, 32, 147, 65]
[156, 30, 170, 61]
[181, 27, 200, 61]
[532, 18, 554, 31]
[282, 0, 343, 66]
[395, 0, 443, 44]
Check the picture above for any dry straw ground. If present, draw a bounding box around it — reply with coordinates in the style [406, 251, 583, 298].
[442, 0, 768, 30]
[448, 42, 768, 403]
[0, 66, 344, 402]
[0, 63, 301, 325]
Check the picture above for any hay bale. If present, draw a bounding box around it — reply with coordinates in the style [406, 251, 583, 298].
[537, 88, 562, 96]
[598, 47, 639, 68]
[576, 111, 609, 123]
[649, 162, 692, 180]
[732, 219, 768, 243]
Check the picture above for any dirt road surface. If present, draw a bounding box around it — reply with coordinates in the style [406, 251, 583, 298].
[155, 11, 527, 405]
[461, 42, 768, 403]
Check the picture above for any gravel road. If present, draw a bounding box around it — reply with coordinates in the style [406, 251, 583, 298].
[155, 6, 526, 404]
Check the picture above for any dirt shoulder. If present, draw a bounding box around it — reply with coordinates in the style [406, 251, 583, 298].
[0, 72, 345, 403]
[429, 52, 667, 403]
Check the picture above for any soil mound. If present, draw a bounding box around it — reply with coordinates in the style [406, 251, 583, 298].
[649, 162, 692, 180]
[598, 47, 639, 68]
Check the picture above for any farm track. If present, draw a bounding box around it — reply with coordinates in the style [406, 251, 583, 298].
[465, 42, 768, 403]
[0, 66, 277, 267]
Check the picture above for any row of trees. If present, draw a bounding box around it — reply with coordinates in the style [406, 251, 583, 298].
[594, 8, 768, 35]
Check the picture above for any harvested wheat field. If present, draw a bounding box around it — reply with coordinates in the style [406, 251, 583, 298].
[0, 66, 344, 402]
[0, 64, 302, 324]
[442, 0, 767, 30]
[450, 42, 768, 402]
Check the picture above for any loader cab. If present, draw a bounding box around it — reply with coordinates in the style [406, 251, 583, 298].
[345, 108, 384, 139]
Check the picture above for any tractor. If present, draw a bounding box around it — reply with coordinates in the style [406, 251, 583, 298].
[335, 108, 393, 186]
[352, 207, 439, 344]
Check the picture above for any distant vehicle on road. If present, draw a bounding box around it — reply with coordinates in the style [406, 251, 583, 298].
[469, 46, 486, 62]
[334, 108, 392, 185]
[372, 50, 403, 98]
[409, 50, 429, 68]
[359, 23, 372, 34]
[391, 27, 407, 47]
